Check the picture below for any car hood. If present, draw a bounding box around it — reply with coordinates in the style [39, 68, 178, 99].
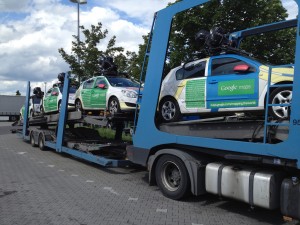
[259, 65, 294, 83]
[111, 86, 143, 93]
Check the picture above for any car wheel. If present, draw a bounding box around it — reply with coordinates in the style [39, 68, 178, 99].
[29, 109, 34, 118]
[155, 155, 190, 200]
[75, 100, 83, 112]
[269, 87, 292, 119]
[58, 101, 61, 112]
[159, 97, 181, 123]
[40, 105, 45, 115]
[108, 97, 120, 115]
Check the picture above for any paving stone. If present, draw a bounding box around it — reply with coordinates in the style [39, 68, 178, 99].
[0, 128, 298, 225]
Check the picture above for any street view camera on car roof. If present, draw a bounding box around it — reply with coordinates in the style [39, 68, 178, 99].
[99, 56, 118, 76]
[97, 56, 131, 78]
[195, 26, 250, 57]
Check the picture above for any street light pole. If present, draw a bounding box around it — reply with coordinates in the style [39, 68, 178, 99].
[70, 0, 87, 81]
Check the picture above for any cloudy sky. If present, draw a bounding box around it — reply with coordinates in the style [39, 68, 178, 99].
[0, 0, 298, 95]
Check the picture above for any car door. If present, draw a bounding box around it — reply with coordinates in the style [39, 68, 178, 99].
[206, 55, 259, 110]
[49, 87, 59, 111]
[178, 60, 207, 112]
[81, 79, 94, 109]
[43, 88, 53, 112]
[90, 77, 107, 109]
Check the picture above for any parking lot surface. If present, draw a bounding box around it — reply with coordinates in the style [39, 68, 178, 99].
[0, 122, 299, 225]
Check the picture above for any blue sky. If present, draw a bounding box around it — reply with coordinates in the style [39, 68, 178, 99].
[0, 0, 298, 95]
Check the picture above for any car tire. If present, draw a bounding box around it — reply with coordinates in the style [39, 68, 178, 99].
[75, 100, 83, 112]
[108, 97, 120, 115]
[58, 101, 61, 113]
[159, 97, 181, 123]
[29, 109, 34, 118]
[268, 87, 292, 119]
[40, 105, 45, 115]
[155, 155, 190, 200]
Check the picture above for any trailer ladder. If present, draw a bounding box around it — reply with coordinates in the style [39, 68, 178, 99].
[263, 65, 293, 143]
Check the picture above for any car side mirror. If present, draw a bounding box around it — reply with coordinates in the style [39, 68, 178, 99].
[98, 84, 106, 89]
[234, 64, 250, 73]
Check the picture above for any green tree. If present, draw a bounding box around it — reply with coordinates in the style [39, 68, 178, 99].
[59, 23, 129, 81]
[128, 34, 150, 80]
[167, 0, 295, 69]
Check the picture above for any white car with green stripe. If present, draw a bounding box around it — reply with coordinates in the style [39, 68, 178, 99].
[74, 76, 140, 114]
[159, 54, 293, 122]
[42, 84, 77, 114]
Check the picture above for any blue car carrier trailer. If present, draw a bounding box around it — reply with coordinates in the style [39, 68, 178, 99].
[21, 0, 300, 221]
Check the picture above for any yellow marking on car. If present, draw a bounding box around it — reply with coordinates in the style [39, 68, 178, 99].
[259, 65, 294, 83]
[174, 80, 188, 100]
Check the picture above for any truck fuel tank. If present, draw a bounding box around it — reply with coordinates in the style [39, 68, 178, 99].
[205, 162, 285, 209]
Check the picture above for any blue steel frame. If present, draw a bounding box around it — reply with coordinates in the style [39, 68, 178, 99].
[22, 81, 31, 140]
[133, 0, 300, 168]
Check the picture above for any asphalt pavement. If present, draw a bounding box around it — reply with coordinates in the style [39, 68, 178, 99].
[0, 121, 299, 225]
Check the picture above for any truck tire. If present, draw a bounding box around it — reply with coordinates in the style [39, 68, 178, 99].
[30, 132, 37, 147]
[155, 155, 190, 200]
[38, 133, 46, 151]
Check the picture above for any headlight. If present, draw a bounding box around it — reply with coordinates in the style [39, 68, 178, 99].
[121, 90, 137, 98]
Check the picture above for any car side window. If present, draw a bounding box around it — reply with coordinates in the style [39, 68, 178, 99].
[83, 79, 95, 89]
[51, 88, 59, 96]
[176, 61, 206, 80]
[46, 88, 52, 97]
[211, 57, 255, 76]
[95, 78, 107, 87]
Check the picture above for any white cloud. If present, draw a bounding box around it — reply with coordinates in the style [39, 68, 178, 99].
[0, 0, 31, 12]
[0, 0, 297, 96]
[282, 0, 298, 19]
[94, 0, 176, 25]
[0, 0, 174, 95]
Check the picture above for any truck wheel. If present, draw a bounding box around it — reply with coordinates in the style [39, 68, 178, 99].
[159, 97, 181, 123]
[269, 87, 292, 119]
[9, 116, 17, 121]
[38, 133, 46, 151]
[155, 155, 190, 200]
[30, 132, 37, 147]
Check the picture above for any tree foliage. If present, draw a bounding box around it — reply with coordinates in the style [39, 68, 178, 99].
[167, 0, 296, 69]
[58, 23, 130, 81]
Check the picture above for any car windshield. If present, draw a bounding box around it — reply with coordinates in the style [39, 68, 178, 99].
[107, 77, 139, 88]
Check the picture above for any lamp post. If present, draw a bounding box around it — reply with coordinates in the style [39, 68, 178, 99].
[69, 0, 87, 63]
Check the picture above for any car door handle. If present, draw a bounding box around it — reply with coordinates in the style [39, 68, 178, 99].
[209, 80, 218, 84]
